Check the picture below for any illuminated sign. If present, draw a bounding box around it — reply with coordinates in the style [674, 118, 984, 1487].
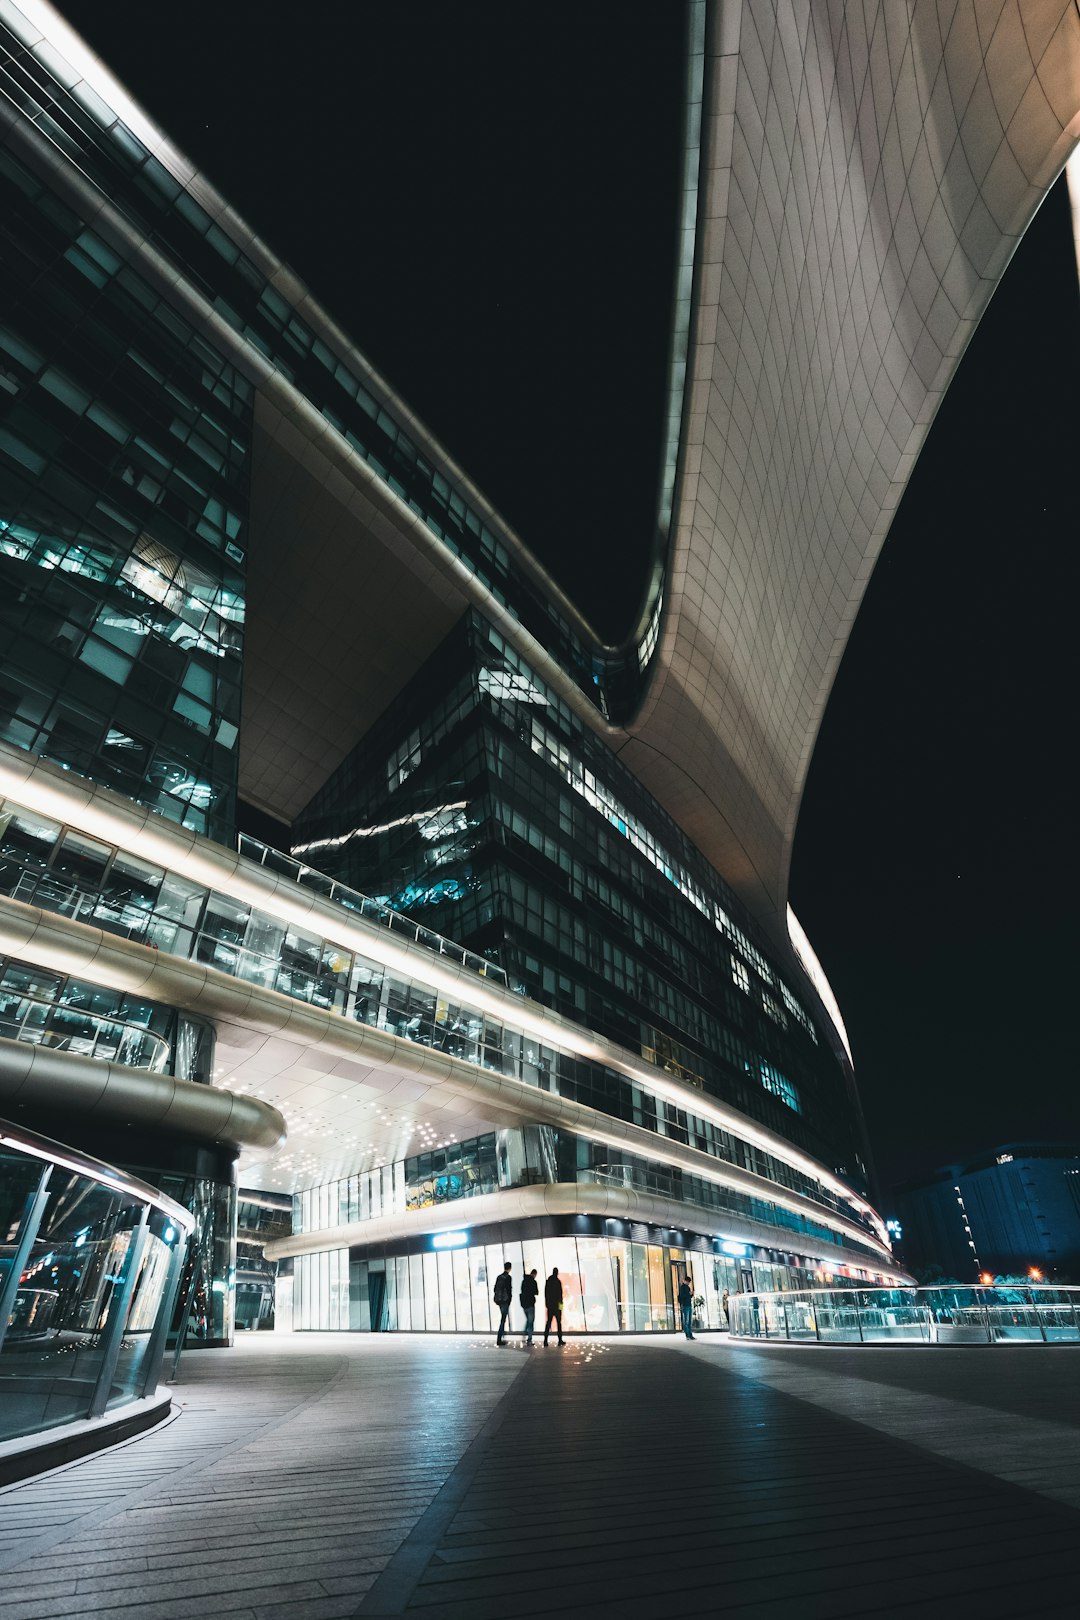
[719, 1239, 748, 1257]
[431, 1230, 469, 1250]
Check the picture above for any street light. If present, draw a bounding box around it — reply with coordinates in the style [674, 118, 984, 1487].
[1029, 1266, 1043, 1281]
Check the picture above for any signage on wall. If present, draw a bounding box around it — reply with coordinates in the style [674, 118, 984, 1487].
[719, 1238, 749, 1257]
[431, 1230, 469, 1250]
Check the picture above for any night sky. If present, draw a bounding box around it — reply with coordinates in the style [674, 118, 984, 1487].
[60, 3, 1079, 1202]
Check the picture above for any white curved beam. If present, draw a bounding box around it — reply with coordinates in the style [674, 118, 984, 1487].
[619, 0, 1080, 929]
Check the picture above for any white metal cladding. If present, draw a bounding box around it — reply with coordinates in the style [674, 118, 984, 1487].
[615, 0, 1080, 930]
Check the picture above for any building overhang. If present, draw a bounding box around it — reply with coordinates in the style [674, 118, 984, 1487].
[266, 1180, 908, 1284]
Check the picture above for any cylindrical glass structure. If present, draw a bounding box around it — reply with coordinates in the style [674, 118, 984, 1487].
[0, 1119, 192, 1444]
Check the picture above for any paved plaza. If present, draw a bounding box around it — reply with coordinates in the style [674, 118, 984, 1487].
[0, 1334, 1078, 1619]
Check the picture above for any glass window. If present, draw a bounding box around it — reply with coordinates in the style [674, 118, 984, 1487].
[422, 1251, 440, 1331]
[49, 830, 112, 890]
[436, 1250, 456, 1330]
[145, 874, 204, 954]
[0, 808, 61, 871]
[469, 1245, 491, 1331]
[539, 1239, 584, 1333]
[577, 1236, 622, 1333]
[92, 851, 163, 936]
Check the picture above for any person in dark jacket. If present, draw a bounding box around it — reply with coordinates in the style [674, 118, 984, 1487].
[492, 1261, 513, 1345]
[520, 1268, 539, 1345]
[543, 1267, 564, 1345]
[678, 1275, 695, 1339]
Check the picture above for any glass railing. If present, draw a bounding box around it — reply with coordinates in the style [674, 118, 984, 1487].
[0, 989, 170, 1072]
[729, 1285, 1080, 1343]
[0, 1119, 192, 1445]
[235, 832, 507, 985]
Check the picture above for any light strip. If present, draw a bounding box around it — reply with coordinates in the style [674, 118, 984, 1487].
[0, 747, 887, 1247]
[291, 803, 468, 855]
[0, 1126, 194, 1230]
[1, 0, 176, 167]
[787, 906, 853, 1066]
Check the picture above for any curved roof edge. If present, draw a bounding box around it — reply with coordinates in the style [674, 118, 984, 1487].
[623, 1, 1080, 930]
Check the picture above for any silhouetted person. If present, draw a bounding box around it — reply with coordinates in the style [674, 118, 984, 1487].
[493, 1260, 513, 1345]
[678, 1275, 695, 1339]
[520, 1267, 538, 1345]
[543, 1266, 564, 1345]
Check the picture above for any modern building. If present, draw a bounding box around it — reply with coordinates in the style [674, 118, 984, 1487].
[1, 2, 1078, 1336]
[896, 1146, 1080, 1283]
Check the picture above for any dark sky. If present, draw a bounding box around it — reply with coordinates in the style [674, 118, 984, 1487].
[60, 3, 1079, 1199]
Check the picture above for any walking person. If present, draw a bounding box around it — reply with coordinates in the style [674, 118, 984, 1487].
[520, 1267, 538, 1345]
[493, 1260, 513, 1345]
[543, 1266, 564, 1345]
[678, 1274, 695, 1339]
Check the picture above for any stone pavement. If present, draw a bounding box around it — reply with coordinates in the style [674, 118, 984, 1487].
[0, 1334, 1077, 1620]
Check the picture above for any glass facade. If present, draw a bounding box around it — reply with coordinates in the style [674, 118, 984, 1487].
[294, 615, 869, 1188]
[0, 7, 897, 1337]
[0, 6, 702, 736]
[293, 1227, 812, 1336]
[0, 1121, 191, 1442]
[0, 129, 250, 841]
[0, 946, 212, 1078]
[294, 1122, 887, 1271]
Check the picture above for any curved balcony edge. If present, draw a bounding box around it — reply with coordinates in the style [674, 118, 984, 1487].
[0, 1038, 286, 1153]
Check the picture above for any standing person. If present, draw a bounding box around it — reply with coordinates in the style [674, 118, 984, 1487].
[492, 1261, 514, 1345]
[678, 1274, 695, 1339]
[722, 1289, 731, 1330]
[543, 1266, 564, 1345]
[520, 1267, 539, 1345]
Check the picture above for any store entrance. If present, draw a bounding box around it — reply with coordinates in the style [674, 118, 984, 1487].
[671, 1259, 690, 1330]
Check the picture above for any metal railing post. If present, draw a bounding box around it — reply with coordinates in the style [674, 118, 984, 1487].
[983, 1303, 994, 1344]
[139, 1234, 188, 1399]
[0, 1164, 52, 1357]
[1030, 1287, 1047, 1342]
[854, 1297, 865, 1343]
[169, 1251, 204, 1383]
[89, 1205, 150, 1419]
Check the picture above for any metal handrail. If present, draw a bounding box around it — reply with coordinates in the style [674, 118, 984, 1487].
[236, 831, 507, 985]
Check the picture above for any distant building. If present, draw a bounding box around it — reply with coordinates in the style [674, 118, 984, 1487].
[896, 1147, 1080, 1283]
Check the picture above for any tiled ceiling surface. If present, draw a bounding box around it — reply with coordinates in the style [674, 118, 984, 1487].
[618, 0, 1080, 930]
[239, 392, 470, 823]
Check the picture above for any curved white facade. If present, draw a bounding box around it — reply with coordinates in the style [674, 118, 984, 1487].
[618, 1, 1080, 928]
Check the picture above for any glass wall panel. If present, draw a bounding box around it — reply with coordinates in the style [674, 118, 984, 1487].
[541, 1237, 584, 1332]
[576, 1236, 621, 1332]
[394, 1256, 411, 1331]
[409, 1253, 425, 1330]
[452, 1248, 473, 1332]
[1, 1135, 189, 1441]
[422, 1252, 440, 1330]
[436, 1250, 456, 1331]
[647, 1243, 671, 1331]
[469, 1246, 491, 1331]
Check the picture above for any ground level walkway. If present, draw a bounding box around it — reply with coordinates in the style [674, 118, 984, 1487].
[0, 1333, 1078, 1619]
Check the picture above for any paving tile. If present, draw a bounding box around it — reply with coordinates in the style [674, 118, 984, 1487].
[3, 1335, 1079, 1620]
